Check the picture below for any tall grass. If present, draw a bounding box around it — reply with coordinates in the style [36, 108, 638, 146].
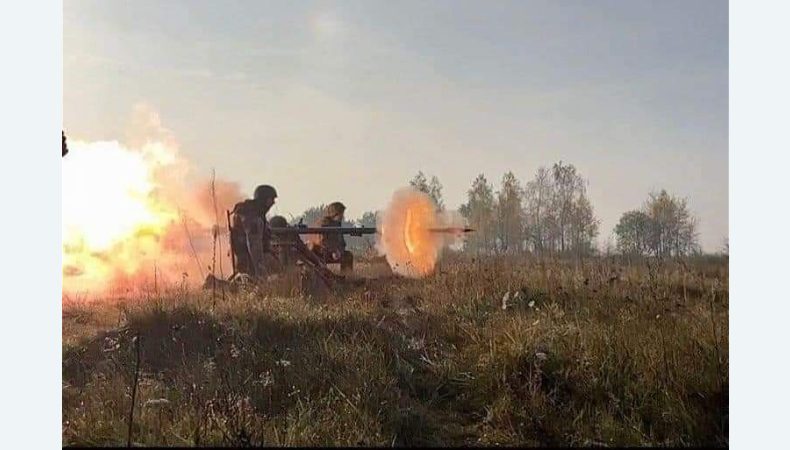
[63, 255, 728, 446]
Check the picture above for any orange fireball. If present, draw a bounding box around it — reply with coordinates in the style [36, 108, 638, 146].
[378, 188, 454, 278]
[62, 140, 180, 295]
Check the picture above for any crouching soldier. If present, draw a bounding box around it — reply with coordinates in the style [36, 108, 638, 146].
[269, 215, 301, 269]
[229, 184, 278, 280]
[269, 215, 340, 297]
[308, 201, 354, 273]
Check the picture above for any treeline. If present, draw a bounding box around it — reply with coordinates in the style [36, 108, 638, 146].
[295, 162, 704, 258]
[451, 163, 599, 256]
[614, 190, 700, 257]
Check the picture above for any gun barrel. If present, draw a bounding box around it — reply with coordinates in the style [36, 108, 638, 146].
[270, 226, 377, 236]
[269, 226, 473, 236]
[427, 227, 476, 234]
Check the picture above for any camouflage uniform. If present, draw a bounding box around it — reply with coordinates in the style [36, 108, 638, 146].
[311, 202, 354, 273]
[269, 215, 298, 269]
[270, 215, 339, 295]
[229, 185, 277, 279]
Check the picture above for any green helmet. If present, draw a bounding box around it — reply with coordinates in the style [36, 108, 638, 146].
[269, 215, 289, 228]
[326, 201, 346, 217]
[253, 184, 278, 201]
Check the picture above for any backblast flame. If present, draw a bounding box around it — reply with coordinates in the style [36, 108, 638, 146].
[62, 135, 241, 298]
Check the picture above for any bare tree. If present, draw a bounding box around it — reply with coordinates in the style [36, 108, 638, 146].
[614, 210, 652, 255]
[496, 172, 524, 253]
[613, 190, 699, 257]
[410, 171, 445, 210]
[522, 162, 597, 256]
[645, 190, 699, 257]
[458, 162, 598, 258]
[569, 194, 599, 257]
[523, 167, 553, 255]
[428, 176, 445, 211]
[459, 174, 496, 254]
[409, 171, 429, 193]
[551, 161, 586, 254]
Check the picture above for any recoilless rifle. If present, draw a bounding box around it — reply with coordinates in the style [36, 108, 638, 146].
[269, 218, 377, 237]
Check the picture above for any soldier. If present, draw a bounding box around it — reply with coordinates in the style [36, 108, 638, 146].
[269, 215, 298, 269]
[309, 201, 355, 273]
[229, 184, 278, 280]
[270, 215, 340, 284]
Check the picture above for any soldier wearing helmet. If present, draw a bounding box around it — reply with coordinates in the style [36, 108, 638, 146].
[269, 215, 295, 268]
[268, 215, 289, 229]
[309, 201, 354, 273]
[260, 215, 340, 299]
[269, 214, 339, 282]
[229, 184, 278, 279]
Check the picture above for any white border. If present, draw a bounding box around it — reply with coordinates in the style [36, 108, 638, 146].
[730, 0, 790, 448]
[4, 1, 790, 448]
[0, 1, 62, 449]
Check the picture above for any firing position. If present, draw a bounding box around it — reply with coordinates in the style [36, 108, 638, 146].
[269, 215, 341, 287]
[308, 202, 355, 273]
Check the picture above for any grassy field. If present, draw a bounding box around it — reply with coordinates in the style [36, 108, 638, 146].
[62, 254, 728, 447]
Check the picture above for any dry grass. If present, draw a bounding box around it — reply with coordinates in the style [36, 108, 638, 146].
[62, 254, 728, 447]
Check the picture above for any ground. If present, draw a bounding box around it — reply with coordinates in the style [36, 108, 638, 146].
[62, 254, 728, 447]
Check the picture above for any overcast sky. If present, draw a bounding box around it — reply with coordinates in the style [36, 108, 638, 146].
[64, 0, 728, 251]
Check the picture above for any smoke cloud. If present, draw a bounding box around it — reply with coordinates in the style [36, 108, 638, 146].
[62, 106, 242, 298]
[377, 187, 467, 278]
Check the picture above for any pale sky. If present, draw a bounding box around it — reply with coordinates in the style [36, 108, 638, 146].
[64, 0, 728, 251]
